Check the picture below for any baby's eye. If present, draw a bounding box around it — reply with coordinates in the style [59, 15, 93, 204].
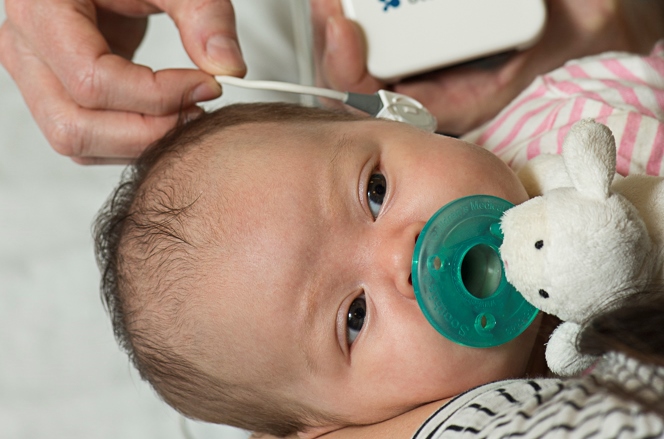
[347, 294, 366, 345]
[367, 173, 387, 219]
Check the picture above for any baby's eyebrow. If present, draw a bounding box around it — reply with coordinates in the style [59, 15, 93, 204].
[329, 134, 354, 168]
[299, 277, 329, 375]
[327, 133, 355, 192]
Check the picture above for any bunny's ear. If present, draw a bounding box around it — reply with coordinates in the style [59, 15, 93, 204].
[562, 119, 617, 200]
[517, 154, 571, 197]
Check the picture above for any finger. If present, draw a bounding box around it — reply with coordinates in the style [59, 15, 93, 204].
[321, 16, 383, 93]
[53, 104, 200, 159]
[4, 32, 197, 159]
[4, 0, 221, 115]
[96, 9, 148, 60]
[154, 0, 246, 76]
[63, 57, 222, 115]
[71, 156, 134, 165]
[309, 0, 344, 60]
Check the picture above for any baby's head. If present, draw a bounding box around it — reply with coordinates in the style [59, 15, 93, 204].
[95, 102, 540, 437]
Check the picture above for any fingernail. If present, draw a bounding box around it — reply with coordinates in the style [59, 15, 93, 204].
[326, 17, 341, 54]
[191, 81, 221, 103]
[184, 106, 205, 123]
[206, 35, 246, 73]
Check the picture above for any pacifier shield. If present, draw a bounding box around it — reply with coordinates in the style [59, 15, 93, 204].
[412, 195, 537, 348]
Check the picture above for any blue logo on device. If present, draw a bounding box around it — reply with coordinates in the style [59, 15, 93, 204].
[379, 0, 400, 11]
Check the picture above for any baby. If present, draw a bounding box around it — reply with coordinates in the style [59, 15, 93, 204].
[95, 41, 664, 438]
[94, 102, 548, 437]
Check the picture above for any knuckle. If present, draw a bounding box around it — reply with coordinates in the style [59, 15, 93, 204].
[155, 88, 172, 115]
[45, 113, 85, 157]
[187, 0, 237, 33]
[145, 72, 174, 115]
[68, 64, 103, 108]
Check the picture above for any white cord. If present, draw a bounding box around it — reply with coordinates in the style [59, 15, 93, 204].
[215, 75, 437, 132]
[215, 75, 348, 102]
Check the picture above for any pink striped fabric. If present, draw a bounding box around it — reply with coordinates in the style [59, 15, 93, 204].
[462, 40, 664, 176]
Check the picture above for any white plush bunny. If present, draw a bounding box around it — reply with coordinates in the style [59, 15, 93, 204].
[499, 119, 664, 376]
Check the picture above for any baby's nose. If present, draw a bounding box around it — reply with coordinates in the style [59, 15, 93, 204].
[383, 222, 424, 300]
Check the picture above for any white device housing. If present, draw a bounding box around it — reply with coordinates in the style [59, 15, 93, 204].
[341, 0, 547, 81]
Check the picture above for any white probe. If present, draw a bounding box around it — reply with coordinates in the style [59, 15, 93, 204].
[215, 75, 438, 132]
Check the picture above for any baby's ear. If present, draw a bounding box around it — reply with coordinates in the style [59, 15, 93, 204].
[562, 119, 617, 200]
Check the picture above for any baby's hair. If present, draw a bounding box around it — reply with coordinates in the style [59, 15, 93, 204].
[94, 102, 364, 436]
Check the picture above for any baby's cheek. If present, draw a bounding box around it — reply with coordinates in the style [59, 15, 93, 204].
[459, 144, 524, 196]
[495, 171, 529, 205]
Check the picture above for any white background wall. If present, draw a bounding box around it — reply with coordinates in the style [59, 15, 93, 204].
[0, 1, 311, 438]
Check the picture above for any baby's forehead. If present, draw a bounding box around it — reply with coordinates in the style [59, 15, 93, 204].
[191, 121, 350, 177]
[208, 120, 342, 148]
[148, 120, 338, 237]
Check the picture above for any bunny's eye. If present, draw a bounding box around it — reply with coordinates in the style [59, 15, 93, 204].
[539, 289, 549, 299]
[535, 240, 544, 249]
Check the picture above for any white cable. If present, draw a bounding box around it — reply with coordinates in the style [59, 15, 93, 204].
[215, 75, 437, 132]
[215, 75, 347, 102]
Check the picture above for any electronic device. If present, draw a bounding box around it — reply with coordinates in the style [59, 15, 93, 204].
[215, 75, 438, 131]
[341, 0, 547, 81]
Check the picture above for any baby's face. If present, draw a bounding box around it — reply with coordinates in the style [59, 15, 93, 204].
[197, 119, 535, 432]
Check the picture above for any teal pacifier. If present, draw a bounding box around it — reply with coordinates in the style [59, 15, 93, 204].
[412, 195, 537, 348]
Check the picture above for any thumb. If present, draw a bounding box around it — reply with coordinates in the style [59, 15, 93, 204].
[163, 0, 246, 76]
[322, 16, 383, 93]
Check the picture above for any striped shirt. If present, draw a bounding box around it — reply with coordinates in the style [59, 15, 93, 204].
[413, 352, 664, 439]
[462, 41, 664, 177]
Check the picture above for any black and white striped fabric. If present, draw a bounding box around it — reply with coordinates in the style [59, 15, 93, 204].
[413, 353, 664, 438]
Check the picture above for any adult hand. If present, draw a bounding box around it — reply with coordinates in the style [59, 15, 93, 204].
[0, 0, 246, 164]
[310, 0, 633, 136]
